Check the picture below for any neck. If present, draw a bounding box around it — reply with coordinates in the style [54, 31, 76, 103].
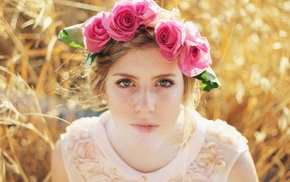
[104, 115, 182, 173]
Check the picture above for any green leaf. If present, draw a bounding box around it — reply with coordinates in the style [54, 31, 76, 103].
[58, 24, 84, 48]
[194, 67, 221, 92]
[86, 52, 97, 65]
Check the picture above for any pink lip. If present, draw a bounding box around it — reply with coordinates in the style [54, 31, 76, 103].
[131, 122, 159, 134]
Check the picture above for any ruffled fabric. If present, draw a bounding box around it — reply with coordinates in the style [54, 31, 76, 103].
[63, 119, 127, 181]
[207, 119, 248, 150]
[169, 140, 225, 182]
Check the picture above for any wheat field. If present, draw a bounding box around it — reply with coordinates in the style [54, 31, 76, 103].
[0, 0, 289, 181]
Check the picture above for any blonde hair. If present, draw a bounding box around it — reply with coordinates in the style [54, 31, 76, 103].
[62, 26, 200, 147]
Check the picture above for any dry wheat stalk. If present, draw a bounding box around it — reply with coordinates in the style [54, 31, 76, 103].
[0, 0, 289, 181]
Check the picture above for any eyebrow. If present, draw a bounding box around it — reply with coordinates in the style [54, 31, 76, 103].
[112, 73, 177, 80]
[112, 73, 137, 79]
[152, 73, 177, 80]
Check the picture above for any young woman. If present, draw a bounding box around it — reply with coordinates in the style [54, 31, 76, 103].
[52, 0, 258, 181]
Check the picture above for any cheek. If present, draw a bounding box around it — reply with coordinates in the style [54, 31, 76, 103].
[158, 89, 184, 109]
[106, 90, 133, 112]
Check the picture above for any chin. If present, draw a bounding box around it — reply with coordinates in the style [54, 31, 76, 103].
[129, 134, 164, 150]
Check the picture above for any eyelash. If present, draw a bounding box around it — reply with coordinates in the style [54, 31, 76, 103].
[115, 79, 174, 88]
[116, 79, 133, 88]
[157, 79, 174, 88]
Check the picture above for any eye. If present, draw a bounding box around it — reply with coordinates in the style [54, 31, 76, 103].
[157, 79, 174, 88]
[116, 79, 133, 88]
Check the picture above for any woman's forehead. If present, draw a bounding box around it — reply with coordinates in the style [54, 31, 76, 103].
[108, 46, 181, 75]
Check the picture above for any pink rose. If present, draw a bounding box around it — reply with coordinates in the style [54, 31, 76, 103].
[134, 0, 160, 27]
[178, 21, 212, 77]
[102, 2, 139, 41]
[155, 19, 186, 61]
[83, 12, 110, 53]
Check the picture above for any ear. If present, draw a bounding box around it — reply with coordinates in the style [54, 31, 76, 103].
[100, 92, 108, 105]
[101, 99, 108, 105]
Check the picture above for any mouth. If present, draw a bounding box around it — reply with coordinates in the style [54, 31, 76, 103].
[131, 121, 159, 134]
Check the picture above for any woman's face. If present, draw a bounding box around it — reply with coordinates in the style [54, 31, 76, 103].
[105, 46, 184, 149]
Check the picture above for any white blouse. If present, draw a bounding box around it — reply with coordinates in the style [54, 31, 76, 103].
[60, 111, 248, 182]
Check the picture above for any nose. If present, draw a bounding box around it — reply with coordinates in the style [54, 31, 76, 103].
[134, 88, 156, 113]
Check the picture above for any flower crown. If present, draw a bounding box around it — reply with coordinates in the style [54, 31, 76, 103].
[58, 0, 221, 92]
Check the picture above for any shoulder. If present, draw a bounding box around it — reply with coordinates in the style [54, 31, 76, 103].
[65, 116, 99, 133]
[60, 116, 101, 155]
[180, 116, 252, 181]
[204, 119, 249, 153]
[228, 150, 259, 182]
[191, 111, 248, 154]
[51, 117, 99, 182]
[54, 114, 110, 181]
[64, 110, 109, 134]
[201, 118, 258, 181]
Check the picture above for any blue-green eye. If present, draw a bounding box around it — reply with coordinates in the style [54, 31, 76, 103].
[116, 79, 133, 88]
[157, 79, 174, 88]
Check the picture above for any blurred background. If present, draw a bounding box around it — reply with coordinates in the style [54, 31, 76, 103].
[0, 0, 289, 181]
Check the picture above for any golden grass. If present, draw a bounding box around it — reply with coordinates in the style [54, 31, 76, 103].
[0, 0, 289, 181]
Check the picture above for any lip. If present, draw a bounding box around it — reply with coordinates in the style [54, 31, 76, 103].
[131, 121, 159, 134]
